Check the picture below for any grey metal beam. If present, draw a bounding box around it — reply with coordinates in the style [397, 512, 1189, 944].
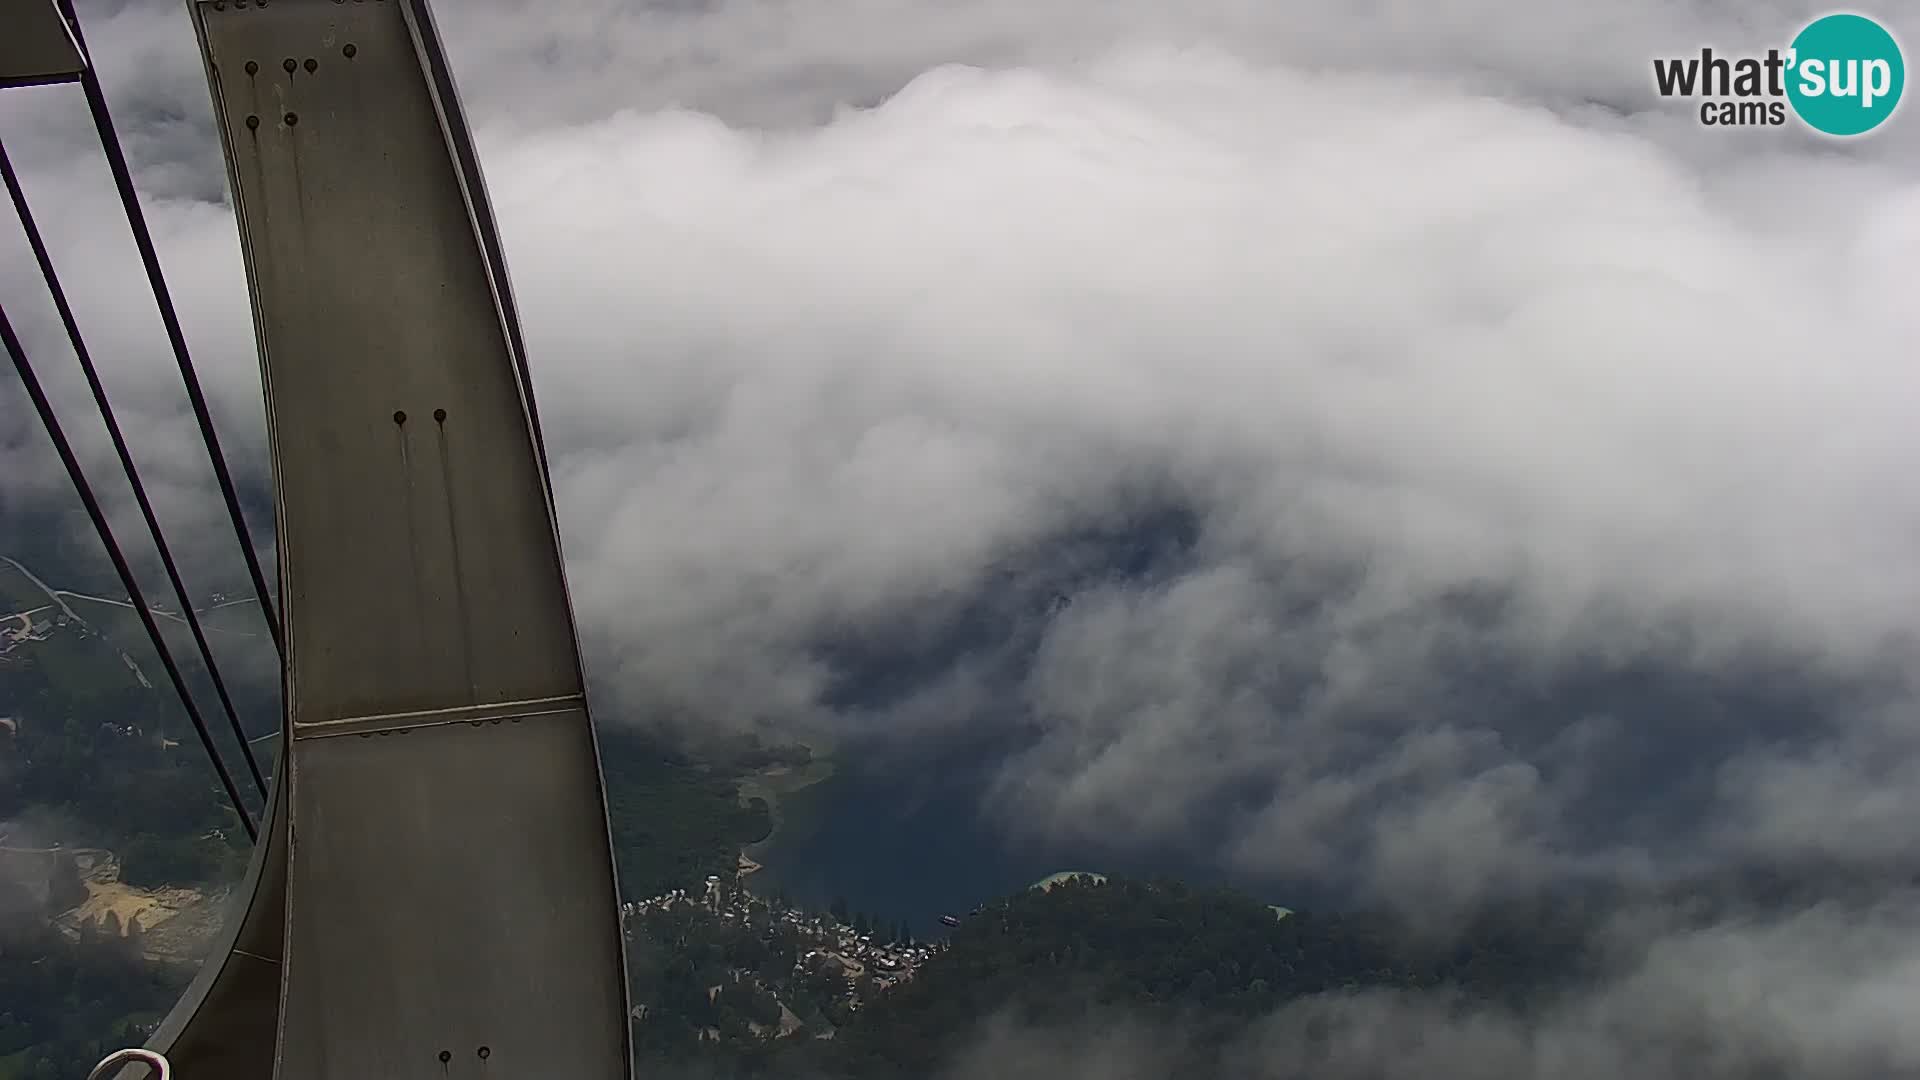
[138, 1, 633, 1076]
[0, 0, 83, 89]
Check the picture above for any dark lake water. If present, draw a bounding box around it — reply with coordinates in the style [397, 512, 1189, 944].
[748, 738, 1258, 939]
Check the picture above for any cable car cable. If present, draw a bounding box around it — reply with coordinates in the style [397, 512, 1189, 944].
[0, 137, 268, 803]
[1, 300, 258, 843]
[54, 0, 284, 661]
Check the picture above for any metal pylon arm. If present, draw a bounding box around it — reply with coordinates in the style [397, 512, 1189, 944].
[124, 0, 634, 1076]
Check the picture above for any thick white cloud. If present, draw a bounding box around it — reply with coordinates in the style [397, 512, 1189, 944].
[465, 42, 1920, 909]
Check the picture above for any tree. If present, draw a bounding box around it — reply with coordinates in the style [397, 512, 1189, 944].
[119, 831, 217, 888]
[0, 1015, 33, 1055]
[1187, 969, 1218, 1001]
[747, 986, 782, 1027]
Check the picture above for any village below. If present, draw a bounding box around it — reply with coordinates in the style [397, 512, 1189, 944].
[624, 872, 947, 1045]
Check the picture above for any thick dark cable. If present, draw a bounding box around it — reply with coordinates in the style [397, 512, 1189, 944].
[0, 138, 267, 802]
[1, 301, 258, 842]
[54, 0, 284, 661]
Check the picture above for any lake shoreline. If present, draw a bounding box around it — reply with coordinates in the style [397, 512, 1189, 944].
[736, 737, 840, 868]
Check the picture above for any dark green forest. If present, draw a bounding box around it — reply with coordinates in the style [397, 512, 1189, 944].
[600, 727, 781, 899]
[821, 877, 1595, 1077]
[0, 921, 187, 1080]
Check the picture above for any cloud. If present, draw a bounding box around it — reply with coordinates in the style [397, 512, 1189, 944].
[477, 40, 1920, 913]
[928, 893, 1920, 1080]
[5, 0, 1920, 928]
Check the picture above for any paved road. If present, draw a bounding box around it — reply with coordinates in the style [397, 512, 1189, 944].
[52, 590, 262, 638]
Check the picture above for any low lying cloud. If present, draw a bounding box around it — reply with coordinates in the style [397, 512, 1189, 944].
[932, 892, 1920, 1080]
[482, 40, 1920, 915]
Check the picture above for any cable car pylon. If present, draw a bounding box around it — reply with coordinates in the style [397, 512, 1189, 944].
[0, 0, 635, 1075]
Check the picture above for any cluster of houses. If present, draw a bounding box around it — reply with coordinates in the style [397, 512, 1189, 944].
[622, 874, 945, 997]
[0, 606, 64, 657]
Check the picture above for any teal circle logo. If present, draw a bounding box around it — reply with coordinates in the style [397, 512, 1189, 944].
[1786, 13, 1905, 135]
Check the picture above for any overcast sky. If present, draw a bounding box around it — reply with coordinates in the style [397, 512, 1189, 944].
[3, 0, 1919, 1072]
